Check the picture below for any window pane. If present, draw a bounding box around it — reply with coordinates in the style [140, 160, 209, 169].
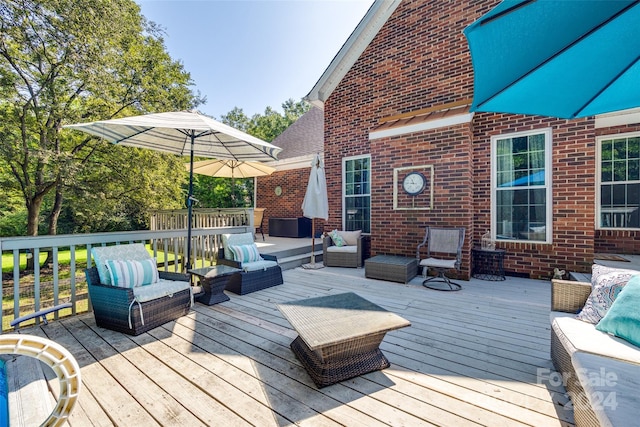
[512, 136, 527, 153]
[601, 140, 613, 161]
[613, 138, 626, 160]
[494, 131, 549, 241]
[629, 159, 640, 181]
[629, 137, 640, 159]
[613, 160, 626, 181]
[601, 161, 612, 182]
[343, 157, 370, 233]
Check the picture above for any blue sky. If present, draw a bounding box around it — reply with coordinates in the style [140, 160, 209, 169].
[136, 0, 374, 119]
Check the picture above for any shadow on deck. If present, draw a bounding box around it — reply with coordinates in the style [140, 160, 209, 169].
[17, 267, 573, 427]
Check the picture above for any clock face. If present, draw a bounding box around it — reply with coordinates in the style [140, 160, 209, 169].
[274, 186, 282, 196]
[402, 172, 426, 196]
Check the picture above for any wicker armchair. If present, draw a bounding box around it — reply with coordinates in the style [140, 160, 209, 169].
[217, 250, 283, 294]
[217, 232, 283, 295]
[85, 243, 192, 336]
[323, 233, 366, 268]
[86, 267, 191, 335]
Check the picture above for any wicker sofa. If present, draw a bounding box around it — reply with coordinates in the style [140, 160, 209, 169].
[550, 268, 640, 427]
[323, 231, 367, 268]
[216, 232, 283, 295]
[86, 243, 192, 336]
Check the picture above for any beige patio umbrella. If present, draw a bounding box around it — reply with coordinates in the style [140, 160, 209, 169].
[187, 159, 276, 207]
[64, 110, 282, 271]
[189, 159, 275, 178]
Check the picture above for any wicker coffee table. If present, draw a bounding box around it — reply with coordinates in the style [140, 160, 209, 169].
[277, 292, 410, 387]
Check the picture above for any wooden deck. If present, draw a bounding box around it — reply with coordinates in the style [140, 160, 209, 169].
[25, 267, 573, 426]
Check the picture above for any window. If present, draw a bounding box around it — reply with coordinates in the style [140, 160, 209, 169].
[597, 133, 640, 229]
[492, 129, 552, 243]
[343, 155, 371, 233]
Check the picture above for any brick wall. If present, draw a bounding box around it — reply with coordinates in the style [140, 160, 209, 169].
[473, 114, 597, 278]
[323, 0, 489, 279]
[256, 168, 324, 237]
[594, 123, 640, 254]
[321, 0, 640, 280]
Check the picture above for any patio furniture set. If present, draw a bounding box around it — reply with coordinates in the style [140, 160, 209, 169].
[82, 225, 498, 388]
[83, 233, 414, 387]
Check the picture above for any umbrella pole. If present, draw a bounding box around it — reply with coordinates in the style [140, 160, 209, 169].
[310, 218, 315, 265]
[186, 133, 195, 272]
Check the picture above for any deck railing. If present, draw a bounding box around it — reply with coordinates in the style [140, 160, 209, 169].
[150, 208, 252, 230]
[0, 225, 250, 332]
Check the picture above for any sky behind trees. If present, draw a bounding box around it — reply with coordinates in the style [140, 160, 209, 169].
[137, 0, 374, 118]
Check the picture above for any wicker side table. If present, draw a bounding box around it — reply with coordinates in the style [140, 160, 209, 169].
[188, 265, 241, 305]
[472, 248, 506, 281]
[365, 255, 418, 283]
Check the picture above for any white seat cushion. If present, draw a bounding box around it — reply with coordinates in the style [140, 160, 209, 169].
[132, 279, 191, 303]
[327, 245, 358, 253]
[240, 259, 278, 272]
[420, 257, 456, 269]
[572, 351, 640, 427]
[551, 312, 640, 364]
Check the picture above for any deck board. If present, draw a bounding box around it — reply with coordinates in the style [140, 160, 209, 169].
[24, 267, 573, 427]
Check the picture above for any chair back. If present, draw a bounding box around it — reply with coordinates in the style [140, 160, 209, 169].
[428, 228, 464, 255]
[417, 226, 465, 267]
[253, 208, 265, 228]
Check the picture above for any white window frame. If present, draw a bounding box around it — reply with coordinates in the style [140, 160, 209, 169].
[342, 154, 371, 233]
[490, 128, 553, 244]
[596, 131, 640, 230]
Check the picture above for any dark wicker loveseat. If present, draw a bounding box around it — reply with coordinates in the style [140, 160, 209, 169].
[85, 267, 191, 335]
[86, 243, 192, 336]
[216, 232, 283, 295]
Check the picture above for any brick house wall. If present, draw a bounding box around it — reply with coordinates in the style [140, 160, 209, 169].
[320, 0, 639, 280]
[256, 169, 309, 235]
[594, 122, 640, 254]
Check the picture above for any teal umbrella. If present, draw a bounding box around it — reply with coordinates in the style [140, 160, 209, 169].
[464, 0, 640, 119]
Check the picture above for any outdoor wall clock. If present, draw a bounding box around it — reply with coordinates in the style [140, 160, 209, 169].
[402, 172, 426, 196]
[392, 165, 434, 211]
[274, 186, 282, 196]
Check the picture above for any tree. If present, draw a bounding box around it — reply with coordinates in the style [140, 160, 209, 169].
[0, 0, 200, 267]
[189, 99, 310, 208]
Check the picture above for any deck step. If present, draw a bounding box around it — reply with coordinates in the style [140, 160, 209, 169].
[279, 250, 323, 270]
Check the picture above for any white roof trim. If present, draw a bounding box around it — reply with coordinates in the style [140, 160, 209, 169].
[369, 113, 474, 140]
[305, 0, 401, 109]
[595, 107, 640, 129]
[267, 153, 319, 172]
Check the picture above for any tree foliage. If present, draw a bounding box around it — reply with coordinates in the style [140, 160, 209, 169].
[0, 0, 200, 238]
[189, 99, 310, 208]
[0, 0, 311, 240]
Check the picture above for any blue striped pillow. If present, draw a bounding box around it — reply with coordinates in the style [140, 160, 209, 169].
[228, 244, 262, 263]
[105, 258, 159, 288]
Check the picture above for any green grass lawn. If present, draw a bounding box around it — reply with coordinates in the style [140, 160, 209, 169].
[2, 244, 178, 273]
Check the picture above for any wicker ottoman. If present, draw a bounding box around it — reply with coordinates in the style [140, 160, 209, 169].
[365, 255, 418, 284]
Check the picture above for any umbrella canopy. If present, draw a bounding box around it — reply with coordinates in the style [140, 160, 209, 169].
[464, 0, 640, 119]
[301, 154, 328, 268]
[65, 110, 282, 270]
[302, 153, 328, 221]
[188, 159, 276, 207]
[188, 159, 275, 178]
